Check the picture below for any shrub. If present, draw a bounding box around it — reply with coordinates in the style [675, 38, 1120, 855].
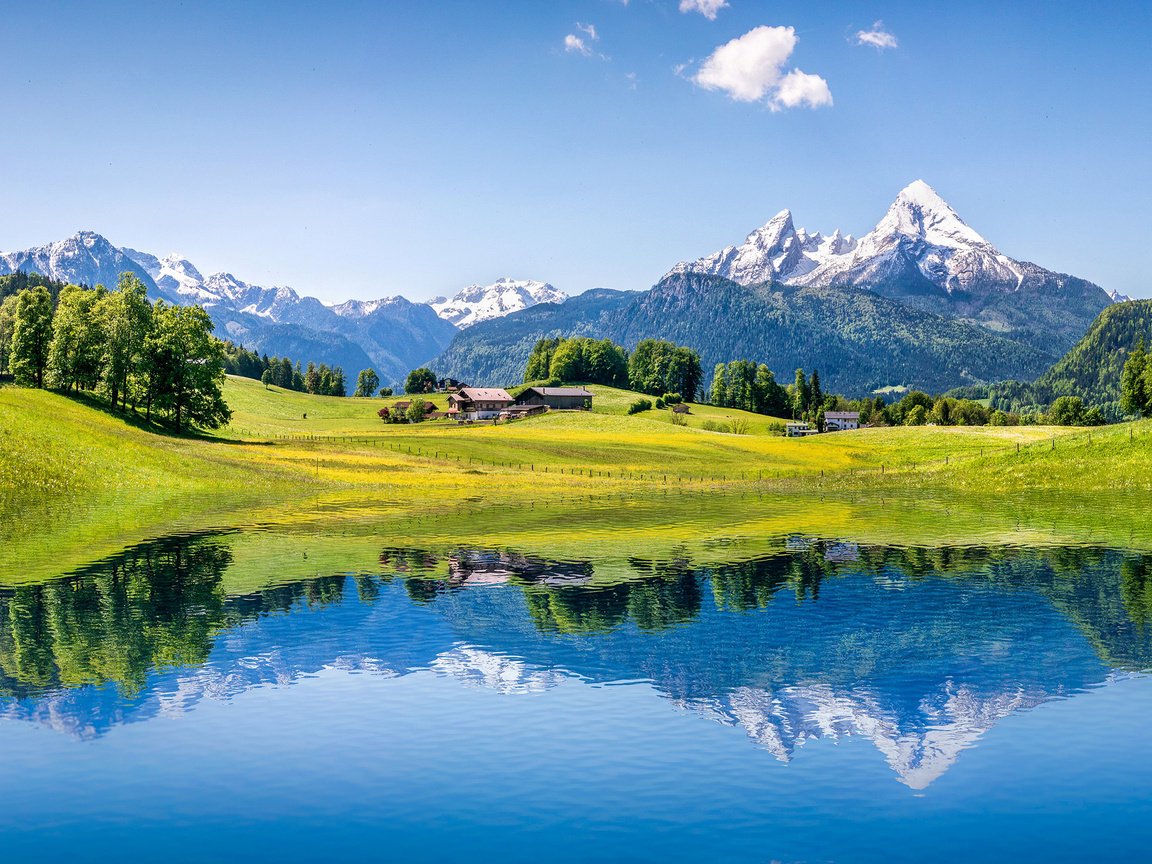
[663, 392, 682, 405]
[989, 410, 1009, 426]
[669, 412, 687, 426]
[701, 420, 722, 432]
[627, 398, 653, 415]
[377, 407, 390, 421]
[727, 417, 750, 435]
[655, 397, 665, 409]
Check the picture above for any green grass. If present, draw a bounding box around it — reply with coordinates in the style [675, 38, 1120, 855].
[4, 376, 1152, 582]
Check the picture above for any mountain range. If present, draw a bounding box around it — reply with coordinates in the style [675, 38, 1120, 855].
[435, 181, 1123, 394]
[0, 232, 563, 386]
[1, 180, 1125, 394]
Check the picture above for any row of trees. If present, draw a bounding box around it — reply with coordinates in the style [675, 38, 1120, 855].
[524, 337, 629, 387]
[626, 340, 703, 398]
[250, 354, 348, 397]
[519, 337, 703, 400]
[710, 361, 790, 417]
[1, 275, 230, 432]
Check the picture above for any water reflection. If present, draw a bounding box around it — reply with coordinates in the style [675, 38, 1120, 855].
[1, 532, 1151, 788]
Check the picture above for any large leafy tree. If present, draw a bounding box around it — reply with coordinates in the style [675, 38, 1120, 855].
[0, 294, 17, 376]
[9, 286, 54, 387]
[1120, 339, 1150, 417]
[97, 273, 153, 410]
[143, 301, 231, 432]
[47, 284, 106, 392]
[405, 366, 437, 394]
[355, 368, 380, 397]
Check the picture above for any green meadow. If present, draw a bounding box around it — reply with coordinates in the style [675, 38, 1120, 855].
[3, 374, 1151, 583]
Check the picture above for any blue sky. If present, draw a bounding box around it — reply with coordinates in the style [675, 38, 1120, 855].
[1, 0, 1149, 302]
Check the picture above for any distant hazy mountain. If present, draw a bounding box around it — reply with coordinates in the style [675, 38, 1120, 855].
[669, 180, 1116, 353]
[430, 278, 567, 328]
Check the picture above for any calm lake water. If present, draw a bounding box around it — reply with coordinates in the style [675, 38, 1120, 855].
[2, 499, 1151, 862]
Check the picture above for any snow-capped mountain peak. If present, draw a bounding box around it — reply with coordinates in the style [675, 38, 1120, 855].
[665, 180, 1117, 306]
[430, 278, 567, 328]
[872, 179, 989, 250]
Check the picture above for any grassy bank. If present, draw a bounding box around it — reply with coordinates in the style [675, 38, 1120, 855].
[3, 376, 1151, 581]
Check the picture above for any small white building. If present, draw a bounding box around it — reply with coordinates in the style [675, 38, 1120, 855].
[824, 411, 860, 432]
[786, 421, 818, 437]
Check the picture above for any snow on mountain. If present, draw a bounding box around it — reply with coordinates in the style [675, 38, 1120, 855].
[2, 231, 164, 299]
[123, 248, 213, 303]
[430, 278, 567, 328]
[668, 180, 1112, 300]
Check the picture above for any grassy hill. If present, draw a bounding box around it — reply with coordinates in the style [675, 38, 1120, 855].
[5, 375, 1152, 581]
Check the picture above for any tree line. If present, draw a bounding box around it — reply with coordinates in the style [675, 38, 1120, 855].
[219, 341, 350, 397]
[1, 273, 229, 432]
[522, 336, 703, 399]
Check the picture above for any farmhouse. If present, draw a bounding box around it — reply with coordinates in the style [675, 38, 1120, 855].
[824, 411, 860, 432]
[448, 387, 514, 420]
[786, 421, 818, 437]
[515, 386, 593, 411]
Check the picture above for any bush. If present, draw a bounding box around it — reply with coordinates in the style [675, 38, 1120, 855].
[766, 420, 786, 435]
[663, 392, 682, 405]
[627, 398, 653, 415]
[989, 410, 1009, 426]
[701, 420, 722, 432]
[669, 412, 687, 426]
[378, 387, 393, 397]
[727, 417, 750, 435]
[654, 397, 665, 409]
[377, 407, 390, 421]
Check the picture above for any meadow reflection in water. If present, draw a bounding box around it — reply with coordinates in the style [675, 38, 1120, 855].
[1, 530, 1150, 790]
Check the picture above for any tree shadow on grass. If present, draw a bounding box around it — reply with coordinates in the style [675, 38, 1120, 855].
[60, 389, 266, 445]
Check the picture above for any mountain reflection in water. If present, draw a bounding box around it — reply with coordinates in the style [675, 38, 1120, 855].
[1, 533, 1151, 789]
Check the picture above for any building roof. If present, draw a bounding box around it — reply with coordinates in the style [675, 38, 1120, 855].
[825, 411, 860, 419]
[522, 386, 593, 398]
[457, 387, 513, 402]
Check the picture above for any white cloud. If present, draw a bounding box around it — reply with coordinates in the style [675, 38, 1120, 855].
[577, 22, 599, 42]
[694, 25, 797, 101]
[692, 25, 831, 110]
[771, 69, 833, 110]
[564, 34, 591, 56]
[679, 0, 729, 20]
[856, 21, 898, 49]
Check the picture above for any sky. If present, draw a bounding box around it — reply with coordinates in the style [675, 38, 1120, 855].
[1, 0, 1150, 302]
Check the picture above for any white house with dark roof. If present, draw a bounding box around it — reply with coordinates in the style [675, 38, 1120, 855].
[824, 411, 860, 432]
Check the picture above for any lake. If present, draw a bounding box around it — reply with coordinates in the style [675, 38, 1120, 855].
[2, 492, 1151, 862]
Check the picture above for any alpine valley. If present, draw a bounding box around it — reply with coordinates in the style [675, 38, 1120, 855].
[434, 181, 1124, 395]
[1, 181, 1124, 394]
